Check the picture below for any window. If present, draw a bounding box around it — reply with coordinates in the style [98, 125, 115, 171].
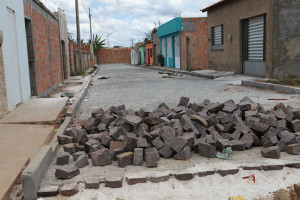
[211, 24, 224, 50]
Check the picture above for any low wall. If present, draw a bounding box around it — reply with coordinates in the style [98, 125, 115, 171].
[97, 48, 132, 64]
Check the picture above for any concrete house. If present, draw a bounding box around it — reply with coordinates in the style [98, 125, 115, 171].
[146, 41, 154, 66]
[157, 17, 208, 70]
[202, 0, 300, 78]
[152, 32, 161, 66]
[0, 0, 31, 117]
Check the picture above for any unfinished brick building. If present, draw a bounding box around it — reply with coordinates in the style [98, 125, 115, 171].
[24, 0, 63, 96]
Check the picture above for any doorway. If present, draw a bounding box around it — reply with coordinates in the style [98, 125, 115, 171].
[186, 37, 191, 71]
[25, 18, 37, 96]
[242, 15, 266, 77]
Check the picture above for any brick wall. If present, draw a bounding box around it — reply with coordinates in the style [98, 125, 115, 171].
[69, 42, 92, 74]
[97, 48, 132, 64]
[24, 1, 62, 96]
[181, 18, 208, 70]
[0, 30, 8, 119]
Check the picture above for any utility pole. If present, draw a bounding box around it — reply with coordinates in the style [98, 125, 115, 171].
[107, 33, 111, 47]
[75, 0, 83, 74]
[89, 7, 95, 66]
[132, 39, 133, 47]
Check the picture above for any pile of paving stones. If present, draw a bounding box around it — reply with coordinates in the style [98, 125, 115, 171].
[55, 97, 300, 180]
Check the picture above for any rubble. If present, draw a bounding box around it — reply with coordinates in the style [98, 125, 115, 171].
[53, 97, 300, 180]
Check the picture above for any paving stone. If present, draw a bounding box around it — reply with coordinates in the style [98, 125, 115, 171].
[294, 183, 300, 199]
[84, 139, 100, 153]
[170, 136, 187, 153]
[231, 140, 245, 151]
[235, 124, 251, 135]
[219, 169, 239, 176]
[144, 116, 161, 126]
[57, 135, 74, 144]
[277, 120, 287, 130]
[262, 165, 284, 171]
[231, 130, 241, 141]
[100, 135, 112, 147]
[198, 170, 215, 177]
[287, 144, 300, 155]
[215, 124, 225, 134]
[219, 114, 233, 124]
[261, 146, 280, 159]
[63, 143, 76, 154]
[90, 143, 105, 154]
[245, 111, 257, 118]
[85, 179, 100, 189]
[125, 177, 147, 185]
[124, 115, 142, 127]
[264, 127, 280, 138]
[60, 183, 79, 196]
[277, 139, 287, 152]
[117, 152, 134, 167]
[133, 148, 143, 166]
[72, 151, 85, 161]
[252, 132, 262, 146]
[198, 143, 216, 158]
[206, 135, 216, 145]
[151, 137, 165, 149]
[288, 120, 300, 132]
[238, 101, 251, 111]
[149, 175, 170, 183]
[240, 133, 254, 149]
[252, 122, 269, 134]
[216, 139, 232, 152]
[122, 132, 137, 151]
[138, 108, 151, 118]
[56, 152, 70, 165]
[241, 166, 262, 171]
[97, 123, 107, 132]
[207, 102, 223, 113]
[286, 163, 300, 168]
[100, 113, 115, 126]
[111, 148, 125, 161]
[37, 185, 59, 197]
[90, 149, 112, 166]
[64, 127, 78, 141]
[161, 127, 176, 145]
[275, 108, 286, 119]
[137, 137, 148, 148]
[55, 165, 80, 179]
[177, 96, 190, 107]
[174, 146, 191, 160]
[92, 107, 105, 118]
[207, 115, 219, 127]
[145, 147, 159, 167]
[74, 155, 89, 168]
[181, 132, 195, 149]
[193, 138, 206, 153]
[222, 103, 237, 114]
[110, 141, 123, 151]
[109, 127, 126, 140]
[76, 145, 85, 151]
[224, 122, 235, 133]
[175, 173, 194, 181]
[158, 144, 174, 158]
[105, 177, 123, 188]
[190, 115, 208, 127]
[180, 114, 198, 134]
[279, 131, 297, 144]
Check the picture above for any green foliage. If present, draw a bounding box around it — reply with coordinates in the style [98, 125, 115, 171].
[89, 34, 106, 53]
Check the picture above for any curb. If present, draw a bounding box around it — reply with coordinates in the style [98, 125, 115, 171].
[22, 74, 94, 200]
[22, 145, 53, 200]
[138, 65, 224, 79]
[242, 80, 300, 95]
[91, 65, 100, 77]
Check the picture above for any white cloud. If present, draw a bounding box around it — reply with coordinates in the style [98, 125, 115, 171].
[43, 0, 218, 47]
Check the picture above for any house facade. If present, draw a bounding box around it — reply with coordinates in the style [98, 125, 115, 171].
[24, 0, 63, 96]
[157, 17, 208, 70]
[146, 41, 154, 66]
[152, 32, 160, 66]
[202, 0, 300, 78]
[0, 0, 31, 116]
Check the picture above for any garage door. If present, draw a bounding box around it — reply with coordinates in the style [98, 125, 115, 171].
[243, 15, 266, 77]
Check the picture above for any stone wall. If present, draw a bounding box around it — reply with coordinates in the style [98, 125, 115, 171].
[0, 30, 8, 118]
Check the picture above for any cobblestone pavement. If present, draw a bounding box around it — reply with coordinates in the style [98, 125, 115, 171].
[75, 64, 300, 121]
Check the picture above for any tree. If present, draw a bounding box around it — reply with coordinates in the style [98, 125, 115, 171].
[144, 28, 157, 42]
[89, 34, 106, 53]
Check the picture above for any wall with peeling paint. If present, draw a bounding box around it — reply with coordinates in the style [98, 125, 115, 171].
[272, 0, 300, 78]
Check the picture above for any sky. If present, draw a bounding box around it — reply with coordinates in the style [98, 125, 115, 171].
[44, 0, 218, 47]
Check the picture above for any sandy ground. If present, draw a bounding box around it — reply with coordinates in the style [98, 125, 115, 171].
[40, 167, 300, 200]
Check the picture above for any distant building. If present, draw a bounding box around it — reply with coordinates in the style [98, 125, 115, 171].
[157, 17, 208, 70]
[202, 0, 300, 78]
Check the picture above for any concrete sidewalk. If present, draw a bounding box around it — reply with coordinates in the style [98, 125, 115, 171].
[0, 73, 92, 200]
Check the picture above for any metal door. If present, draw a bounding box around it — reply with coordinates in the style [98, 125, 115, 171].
[174, 36, 180, 69]
[6, 8, 22, 107]
[243, 15, 266, 76]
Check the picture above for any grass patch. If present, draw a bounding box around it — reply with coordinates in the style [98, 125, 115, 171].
[264, 75, 300, 87]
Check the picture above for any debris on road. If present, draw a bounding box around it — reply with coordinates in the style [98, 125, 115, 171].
[98, 76, 110, 80]
[55, 96, 300, 179]
[242, 174, 256, 184]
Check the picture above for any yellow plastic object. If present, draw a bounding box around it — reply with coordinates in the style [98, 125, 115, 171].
[228, 196, 245, 200]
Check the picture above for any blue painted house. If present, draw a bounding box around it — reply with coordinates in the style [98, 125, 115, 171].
[157, 17, 182, 69]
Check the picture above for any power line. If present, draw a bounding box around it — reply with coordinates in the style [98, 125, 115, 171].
[63, 0, 71, 12]
[81, 0, 90, 16]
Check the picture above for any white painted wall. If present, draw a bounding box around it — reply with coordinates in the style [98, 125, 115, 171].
[0, 0, 31, 111]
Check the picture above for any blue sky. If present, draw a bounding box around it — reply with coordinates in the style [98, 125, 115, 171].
[44, 0, 218, 47]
